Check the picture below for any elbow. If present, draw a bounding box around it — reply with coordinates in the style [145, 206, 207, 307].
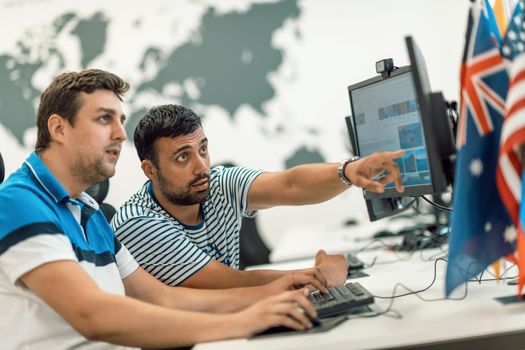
[69, 308, 113, 341]
[72, 314, 102, 341]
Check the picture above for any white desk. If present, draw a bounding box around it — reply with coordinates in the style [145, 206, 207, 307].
[195, 247, 525, 350]
[269, 216, 435, 262]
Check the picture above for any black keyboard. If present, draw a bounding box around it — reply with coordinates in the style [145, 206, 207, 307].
[308, 282, 374, 318]
[346, 253, 365, 272]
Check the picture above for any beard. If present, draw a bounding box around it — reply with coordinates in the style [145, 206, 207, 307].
[71, 153, 115, 186]
[158, 171, 210, 205]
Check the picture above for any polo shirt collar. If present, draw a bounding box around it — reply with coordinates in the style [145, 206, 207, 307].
[24, 152, 99, 210]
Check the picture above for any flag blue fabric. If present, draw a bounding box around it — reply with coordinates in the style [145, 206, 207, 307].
[445, 1, 515, 296]
[484, 0, 503, 45]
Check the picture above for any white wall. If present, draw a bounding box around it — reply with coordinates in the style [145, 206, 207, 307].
[0, 0, 470, 249]
[251, 0, 470, 247]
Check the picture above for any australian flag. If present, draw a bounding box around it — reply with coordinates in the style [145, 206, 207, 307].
[446, 0, 515, 296]
[497, 0, 525, 295]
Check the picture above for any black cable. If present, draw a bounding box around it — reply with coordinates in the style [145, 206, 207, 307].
[356, 238, 395, 253]
[350, 244, 515, 320]
[349, 254, 515, 320]
[419, 195, 453, 212]
[356, 235, 449, 267]
[355, 239, 415, 265]
[346, 303, 402, 320]
[358, 258, 468, 320]
[372, 258, 467, 301]
[418, 245, 448, 262]
[468, 263, 517, 282]
[405, 198, 419, 209]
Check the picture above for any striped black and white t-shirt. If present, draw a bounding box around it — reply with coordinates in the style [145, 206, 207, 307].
[111, 165, 263, 286]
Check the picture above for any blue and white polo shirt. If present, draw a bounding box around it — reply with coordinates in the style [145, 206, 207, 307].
[0, 152, 138, 350]
[111, 165, 262, 286]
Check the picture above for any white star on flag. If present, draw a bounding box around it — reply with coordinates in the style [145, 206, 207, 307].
[504, 226, 517, 243]
[484, 221, 492, 232]
[469, 158, 484, 177]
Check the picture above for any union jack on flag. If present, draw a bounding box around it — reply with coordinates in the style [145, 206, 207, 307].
[497, 0, 525, 295]
[446, 0, 515, 296]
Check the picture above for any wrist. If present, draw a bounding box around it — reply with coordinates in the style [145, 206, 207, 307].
[337, 156, 360, 186]
[221, 313, 250, 339]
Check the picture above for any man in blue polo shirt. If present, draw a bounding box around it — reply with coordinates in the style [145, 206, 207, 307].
[0, 69, 318, 349]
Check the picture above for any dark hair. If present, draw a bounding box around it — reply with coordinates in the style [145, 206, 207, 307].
[35, 69, 129, 152]
[134, 104, 202, 165]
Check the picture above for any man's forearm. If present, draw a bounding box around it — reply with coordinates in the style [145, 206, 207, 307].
[81, 293, 244, 347]
[153, 283, 277, 313]
[239, 268, 288, 284]
[285, 163, 348, 204]
[180, 260, 288, 289]
[248, 164, 348, 211]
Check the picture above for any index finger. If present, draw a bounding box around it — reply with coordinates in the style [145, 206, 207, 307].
[381, 159, 404, 193]
[305, 275, 329, 294]
[383, 149, 405, 161]
[294, 293, 317, 320]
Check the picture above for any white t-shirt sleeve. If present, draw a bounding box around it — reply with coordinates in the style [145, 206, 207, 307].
[216, 166, 263, 218]
[0, 233, 78, 284]
[115, 243, 139, 279]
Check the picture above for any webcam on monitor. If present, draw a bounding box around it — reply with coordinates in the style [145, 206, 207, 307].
[375, 58, 395, 78]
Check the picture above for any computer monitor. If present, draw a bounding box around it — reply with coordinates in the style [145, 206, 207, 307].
[345, 116, 414, 221]
[405, 36, 455, 190]
[347, 38, 455, 201]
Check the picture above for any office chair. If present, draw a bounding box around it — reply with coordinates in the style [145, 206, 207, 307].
[214, 161, 271, 269]
[0, 152, 4, 184]
[238, 216, 271, 269]
[85, 179, 116, 223]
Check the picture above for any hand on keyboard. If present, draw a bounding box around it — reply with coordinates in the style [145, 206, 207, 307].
[266, 267, 329, 294]
[254, 315, 321, 337]
[309, 282, 374, 318]
[234, 289, 318, 338]
[314, 249, 349, 287]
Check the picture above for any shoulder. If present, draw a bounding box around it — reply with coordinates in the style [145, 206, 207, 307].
[210, 165, 263, 183]
[0, 172, 59, 239]
[112, 182, 173, 231]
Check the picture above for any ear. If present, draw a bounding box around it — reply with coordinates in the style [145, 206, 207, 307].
[47, 114, 68, 145]
[141, 159, 156, 180]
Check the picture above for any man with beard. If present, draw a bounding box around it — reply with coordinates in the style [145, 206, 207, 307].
[112, 104, 404, 290]
[0, 70, 319, 349]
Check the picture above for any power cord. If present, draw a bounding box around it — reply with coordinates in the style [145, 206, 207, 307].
[419, 195, 453, 212]
[359, 258, 467, 320]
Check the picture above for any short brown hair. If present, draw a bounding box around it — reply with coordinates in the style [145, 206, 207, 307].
[35, 69, 130, 152]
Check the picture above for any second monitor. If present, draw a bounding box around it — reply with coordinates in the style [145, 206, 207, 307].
[347, 37, 455, 201]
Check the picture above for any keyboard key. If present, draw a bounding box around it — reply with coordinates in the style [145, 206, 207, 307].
[308, 282, 374, 318]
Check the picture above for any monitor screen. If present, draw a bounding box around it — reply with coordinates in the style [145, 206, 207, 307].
[348, 66, 433, 198]
[345, 115, 415, 221]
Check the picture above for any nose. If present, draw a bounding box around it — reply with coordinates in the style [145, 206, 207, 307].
[193, 153, 209, 175]
[113, 118, 127, 142]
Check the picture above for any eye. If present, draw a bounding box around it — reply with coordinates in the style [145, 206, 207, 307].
[176, 153, 188, 162]
[98, 114, 112, 123]
[199, 145, 208, 155]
